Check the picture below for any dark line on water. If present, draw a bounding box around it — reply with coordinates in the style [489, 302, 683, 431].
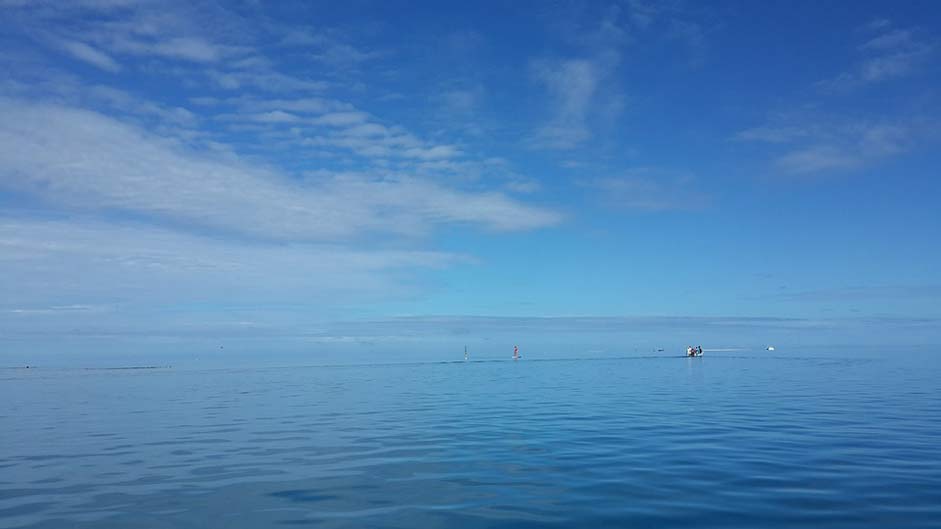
[0, 365, 172, 371]
[1, 353, 874, 374]
[83, 366, 172, 371]
[194, 353, 864, 375]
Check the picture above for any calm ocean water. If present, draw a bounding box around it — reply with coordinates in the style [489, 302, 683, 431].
[2, 352, 940, 528]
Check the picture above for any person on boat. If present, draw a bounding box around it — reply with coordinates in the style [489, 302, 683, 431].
[697, 345, 703, 356]
[687, 346, 694, 357]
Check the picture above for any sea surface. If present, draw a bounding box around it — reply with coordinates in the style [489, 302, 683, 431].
[2, 351, 940, 528]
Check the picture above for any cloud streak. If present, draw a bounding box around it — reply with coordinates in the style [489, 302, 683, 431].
[738, 118, 918, 175]
[0, 217, 466, 309]
[58, 39, 121, 72]
[581, 168, 711, 211]
[819, 22, 935, 90]
[0, 99, 560, 240]
[532, 58, 603, 149]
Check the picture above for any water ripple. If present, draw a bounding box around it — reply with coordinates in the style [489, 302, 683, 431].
[2, 354, 940, 528]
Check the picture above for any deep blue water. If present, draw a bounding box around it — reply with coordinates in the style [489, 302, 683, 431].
[2, 352, 940, 528]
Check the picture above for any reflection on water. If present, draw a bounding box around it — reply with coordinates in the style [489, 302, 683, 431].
[2, 354, 940, 528]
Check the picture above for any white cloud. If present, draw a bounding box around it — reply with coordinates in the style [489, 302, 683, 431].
[532, 58, 600, 149]
[528, 4, 641, 150]
[772, 284, 941, 302]
[738, 22, 935, 177]
[245, 110, 301, 124]
[402, 145, 461, 160]
[857, 123, 908, 156]
[7, 0, 139, 9]
[0, 71, 201, 137]
[626, 0, 658, 29]
[859, 18, 892, 32]
[343, 123, 390, 138]
[311, 42, 381, 66]
[582, 168, 710, 211]
[819, 24, 934, 89]
[294, 115, 464, 162]
[7, 304, 105, 315]
[85, 85, 198, 126]
[94, 29, 229, 63]
[736, 126, 808, 144]
[11, 1, 242, 65]
[859, 51, 923, 82]
[860, 29, 913, 51]
[504, 178, 541, 194]
[739, 117, 917, 175]
[0, 99, 560, 241]
[244, 97, 352, 114]
[207, 70, 328, 92]
[145, 36, 222, 62]
[311, 314, 941, 347]
[277, 28, 381, 68]
[313, 111, 371, 127]
[774, 146, 862, 173]
[58, 39, 121, 72]
[437, 88, 482, 115]
[667, 19, 707, 64]
[323, 315, 833, 337]
[277, 28, 323, 47]
[0, 218, 466, 312]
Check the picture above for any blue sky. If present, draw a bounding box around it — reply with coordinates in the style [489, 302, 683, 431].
[1, 0, 939, 361]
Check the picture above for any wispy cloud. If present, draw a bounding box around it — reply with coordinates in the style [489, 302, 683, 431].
[860, 29, 914, 51]
[224, 96, 353, 115]
[57, 39, 121, 72]
[819, 22, 935, 90]
[532, 58, 604, 149]
[737, 19, 937, 177]
[526, 3, 632, 150]
[295, 116, 465, 161]
[666, 19, 707, 65]
[85, 85, 198, 127]
[0, 218, 467, 314]
[13, 3, 222, 58]
[738, 117, 917, 175]
[311, 42, 381, 66]
[312, 111, 371, 127]
[774, 146, 862, 173]
[315, 314, 941, 342]
[436, 87, 483, 116]
[0, 99, 560, 240]
[5, 0, 266, 92]
[7, 304, 107, 315]
[529, 1, 709, 150]
[206, 69, 328, 92]
[581, 168, 710, 211]
[859, 18, 892, 32]
[764, 285, 941, 302]
[735, 126, 808, 144]
[326, 315, 828, 336]
[277, 27, 383, 76]
[112, 36, 225, 63]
